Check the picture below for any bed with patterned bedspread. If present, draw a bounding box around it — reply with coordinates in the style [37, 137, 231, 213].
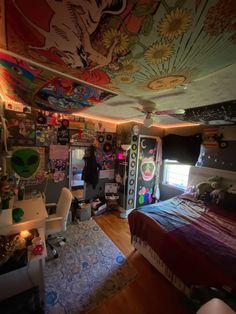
[128, 194, 236, 295]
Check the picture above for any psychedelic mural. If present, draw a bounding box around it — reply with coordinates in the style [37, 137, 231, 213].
[34, 77, 114, 113]
[4, 0, 236, 97]
[0, 51, 116, 112]
[0, 52, 44, 104]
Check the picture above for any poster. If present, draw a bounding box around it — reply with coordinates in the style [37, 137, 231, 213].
[135, 136, 159, 207]
[5, 110, 36, 146]
[36, 126, 57, 146]
[57, 127, 69, 145]
[49, 145, 69, 160]
[7, 146, 45, 186]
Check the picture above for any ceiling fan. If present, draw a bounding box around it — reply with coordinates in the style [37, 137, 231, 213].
[132, 101, 185, 128]
[106, 90, 186, 127]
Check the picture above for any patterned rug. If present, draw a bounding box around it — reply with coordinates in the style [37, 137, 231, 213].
[44, 219, 137, 313]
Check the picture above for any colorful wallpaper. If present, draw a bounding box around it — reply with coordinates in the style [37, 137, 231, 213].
[3, 0, 236, 97]
[0, 52, 116, 112]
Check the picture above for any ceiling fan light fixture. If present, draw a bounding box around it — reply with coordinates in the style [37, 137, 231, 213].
[144, 117, 153, 128]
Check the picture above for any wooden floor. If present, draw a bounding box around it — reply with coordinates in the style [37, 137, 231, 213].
[90, 211, 194, 314]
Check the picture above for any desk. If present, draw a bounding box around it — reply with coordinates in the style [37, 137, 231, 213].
[0, 196, 48, 235]
[0, 196, 48, 305]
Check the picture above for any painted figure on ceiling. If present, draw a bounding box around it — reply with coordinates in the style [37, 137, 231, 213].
[12, 0, 127, 70]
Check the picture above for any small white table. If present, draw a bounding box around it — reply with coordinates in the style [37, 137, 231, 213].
[0, 195, 48, 235]
[0, 196, 48, 305]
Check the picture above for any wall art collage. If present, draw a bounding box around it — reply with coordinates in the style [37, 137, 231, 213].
[3, 103, 117, 186]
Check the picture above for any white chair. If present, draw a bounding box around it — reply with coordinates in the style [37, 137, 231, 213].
[45, 187, 73, 258]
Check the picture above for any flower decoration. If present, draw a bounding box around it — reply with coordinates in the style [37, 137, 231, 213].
[120, 59, 140, 73]
[159, 8, 192, 40]
[144, 42, 173, 65]
[113, 74, 134, 84]
[102, 29, 129, 55]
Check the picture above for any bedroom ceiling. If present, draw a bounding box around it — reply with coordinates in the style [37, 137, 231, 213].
[0, 0, 236, 127]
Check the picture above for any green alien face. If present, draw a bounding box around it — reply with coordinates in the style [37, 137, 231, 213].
[11, 149, 40, 178]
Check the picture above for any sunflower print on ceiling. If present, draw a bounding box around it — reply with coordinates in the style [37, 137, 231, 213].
[3, 0, 236, 97]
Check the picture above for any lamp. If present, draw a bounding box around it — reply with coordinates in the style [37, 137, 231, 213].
[121, 144, 131, 151]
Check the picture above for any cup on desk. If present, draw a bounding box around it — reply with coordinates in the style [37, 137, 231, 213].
[32, 236, 44, 255]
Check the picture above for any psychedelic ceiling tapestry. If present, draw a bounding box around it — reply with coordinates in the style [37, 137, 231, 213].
[3, 0, 236, 96]
[0, 52, 116, 112]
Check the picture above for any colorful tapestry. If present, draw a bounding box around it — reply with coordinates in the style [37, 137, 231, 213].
[4, 0, 236, 96]
[0, 51, 116, 112]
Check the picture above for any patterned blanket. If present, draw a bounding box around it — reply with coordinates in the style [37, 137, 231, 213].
[128, 196, 236, 287]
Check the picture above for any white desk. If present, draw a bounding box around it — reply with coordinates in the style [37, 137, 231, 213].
[0, 196, 48, 305]
[0, 196, 48, 235]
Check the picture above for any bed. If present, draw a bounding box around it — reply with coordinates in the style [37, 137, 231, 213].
[128, 166, 236, 296]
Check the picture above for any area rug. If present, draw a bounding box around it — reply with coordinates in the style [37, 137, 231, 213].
[44, 219, 137, 313]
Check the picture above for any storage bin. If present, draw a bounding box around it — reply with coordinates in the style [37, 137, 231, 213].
[77, 203, 91, 221]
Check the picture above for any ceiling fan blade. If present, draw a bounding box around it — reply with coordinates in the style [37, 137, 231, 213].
[150, 90, 185, 101]
[106, 100, 131, 106]
[151, 115, 160, 122]
[131, 106, 144, 113]
[154, 109, 185, 115]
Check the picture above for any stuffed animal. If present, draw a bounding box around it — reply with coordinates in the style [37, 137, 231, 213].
[211, 187, 236, 210]
[228, 184, 236, 195]
[196, 176, 222, 200]
[210, 189, 227, 205]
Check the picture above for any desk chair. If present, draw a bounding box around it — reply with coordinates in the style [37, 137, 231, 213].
[45, 187, 73, 258]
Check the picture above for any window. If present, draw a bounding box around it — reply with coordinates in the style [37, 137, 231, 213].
[163, 160, 191, 190]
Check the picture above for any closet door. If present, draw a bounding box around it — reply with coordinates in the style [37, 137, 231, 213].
[135, 136, 160, 207]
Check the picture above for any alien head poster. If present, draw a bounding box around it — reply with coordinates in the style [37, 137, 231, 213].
[8, 147, 45, 186]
